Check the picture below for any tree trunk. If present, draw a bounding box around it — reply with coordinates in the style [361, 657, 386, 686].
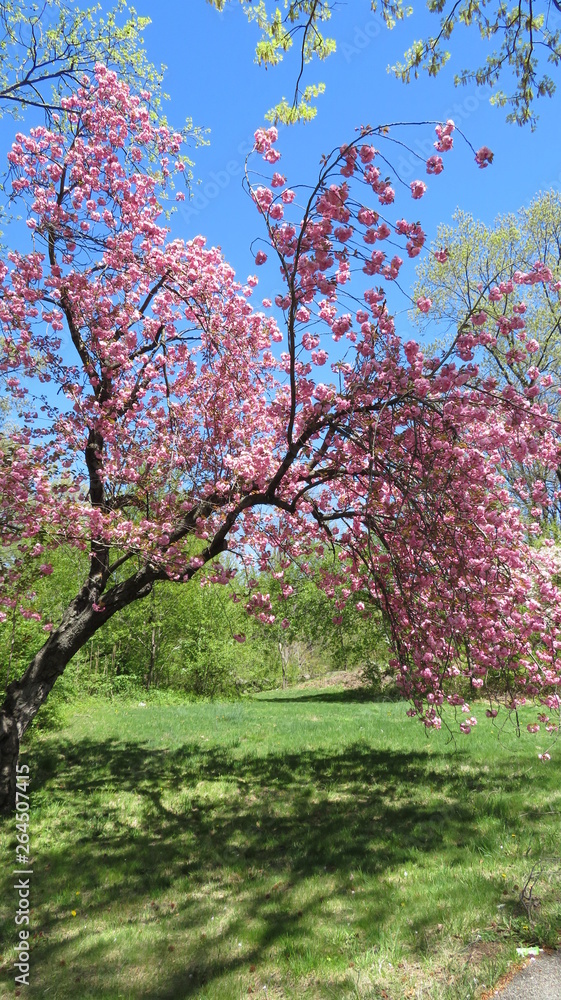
[7, 601, 18, 687]
[0, 710, 20, 815]
[279, 641, 290, 689]
[0, 567, 155, 814]
[145, 587, 158, 691]
[146, 626, 157, 691]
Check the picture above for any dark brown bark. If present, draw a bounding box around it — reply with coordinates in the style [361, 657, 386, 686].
[0, 710, 19, 814]
[146, 625, 157, 691]
[0, 566, 155, 814]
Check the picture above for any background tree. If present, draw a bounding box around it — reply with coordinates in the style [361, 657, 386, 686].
[208, 0, 561, 126]
[0, 542, 390, 704]
[412, 191, 561, 524]
[243, 551, 390, 686]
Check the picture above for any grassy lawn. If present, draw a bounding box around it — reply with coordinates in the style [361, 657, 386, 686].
[1, 688, 560, 999]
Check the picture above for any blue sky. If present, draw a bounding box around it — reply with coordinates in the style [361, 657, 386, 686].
[2, 1, 560, 337]
[128, 1, 561, 336]
[142, 10, 555, 240]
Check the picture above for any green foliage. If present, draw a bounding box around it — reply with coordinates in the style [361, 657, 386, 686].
[0, 0, 160, 116]
[0, 546, 86, 691]
[207, 0, 337, 122]
[264, 82, 326, 125]
[0, 546, 86, 734]
[208, 0, 561, 126]
[161, 580, 268, 697]
[413, 191, 561, 380]
[243, 552, 391, 691]
[1, 543, 391, 705]
[393, 0, 561, 127]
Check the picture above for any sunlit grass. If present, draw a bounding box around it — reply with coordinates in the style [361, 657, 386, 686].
[1, 689, 560, 999]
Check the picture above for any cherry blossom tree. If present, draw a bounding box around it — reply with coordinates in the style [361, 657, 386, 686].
[1, 69, 560, 812]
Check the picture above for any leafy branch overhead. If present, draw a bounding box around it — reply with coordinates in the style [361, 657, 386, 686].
[208, 0, 561, 126]
[207, 0, 336, 122]
[0, 0, 161, 115]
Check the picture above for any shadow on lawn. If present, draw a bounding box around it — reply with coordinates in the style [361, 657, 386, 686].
[258, 688, 400, 704]
[1, 737, 531, 999]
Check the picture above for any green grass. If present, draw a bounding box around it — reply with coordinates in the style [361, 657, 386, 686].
[1, 688, 560, 999]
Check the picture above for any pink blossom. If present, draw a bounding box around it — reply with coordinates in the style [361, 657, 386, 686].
[313, 383, 334, 403]
[359, 144, 376, 163]
[357, 207, 378, 226]
[410, 180, 427, 200]
[264, 148, 281, 164]
[471, 311, 487, 327]
[426, 155, 444, 175]
[311, 349, 329, 366]
[434, 120, 455, 153]
[475, 146, 494, 168]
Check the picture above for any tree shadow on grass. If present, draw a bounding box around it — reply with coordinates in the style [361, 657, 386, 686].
[258, 688, 400, 704]
[0, 737, 536, 999]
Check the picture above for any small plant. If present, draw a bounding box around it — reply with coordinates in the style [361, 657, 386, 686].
[519, 855, 561, 927]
